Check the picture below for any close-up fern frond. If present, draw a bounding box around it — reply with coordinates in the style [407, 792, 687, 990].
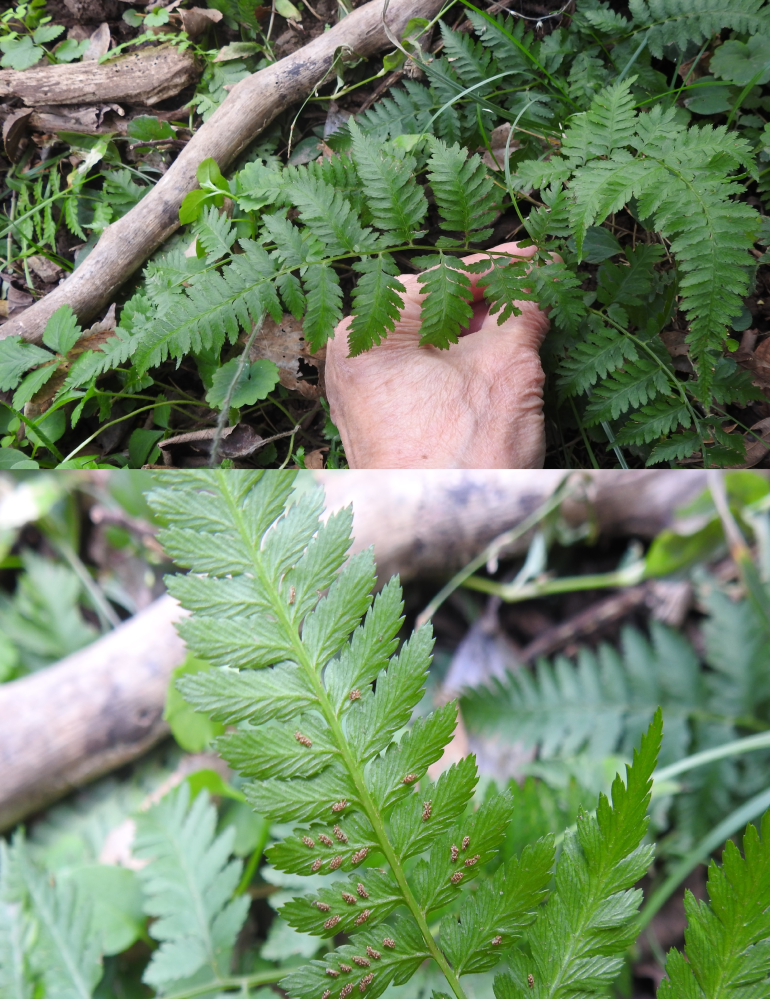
[141, 470, 668, 999]
[658, 809, 770, 999]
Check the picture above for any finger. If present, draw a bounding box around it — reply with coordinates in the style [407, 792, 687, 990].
[457, 298, 550, 353]
[459, 241, 539, 302]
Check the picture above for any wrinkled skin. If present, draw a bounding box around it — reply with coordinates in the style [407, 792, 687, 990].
[325, 243, 549, 469]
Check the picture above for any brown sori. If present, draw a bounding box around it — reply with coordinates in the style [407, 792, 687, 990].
[340, 984, 353, 999]
[316, 902, 331, 912]
[312, 858, 324, 872]
[352, 956, 370, 967]
[352, 848, 369, 863]
[324, 915, 341, 930]
[464, 854, 480, 867]
[303, 836, 315, 849]
[462, 836, 470, 850]
[334, 825, 348, 843]
[382, 938, 395, 949]
[332, 800, 348, 813]
[359, 974, 374, 992]
[366, 946, 381, 960]
[342, 893, 357, 905]
[450, 871, 464, 884]
[295, 732, 312, 747]
[354, 909, 370, 926]
[319, 833, 334, 847]
[356, 883, 369, 898]
[330, 856, 343, 870]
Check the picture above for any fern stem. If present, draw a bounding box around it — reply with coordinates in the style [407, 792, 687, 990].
[161, 969, 287, 999]
[415, 475, 578, 627]
[461, 559, 646, 601]
[217, 474, 469, 999]
[655, 730, 770, 786]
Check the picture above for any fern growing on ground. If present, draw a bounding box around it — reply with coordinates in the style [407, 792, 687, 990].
[1, 0, 769, 466]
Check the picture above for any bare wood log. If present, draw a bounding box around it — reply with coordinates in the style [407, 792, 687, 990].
[0, 0, 445, 345]
[0, 594, 187, 832]
[0, 469, 740, 830]
[0, 44, 200, 106]
[315, 469, 722, 583]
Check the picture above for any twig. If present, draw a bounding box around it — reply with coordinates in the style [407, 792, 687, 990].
[519, 585, 649, 662]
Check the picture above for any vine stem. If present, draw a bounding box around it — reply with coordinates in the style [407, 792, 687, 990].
[220, 476, 468, 999]
[161, 969, 286, 999]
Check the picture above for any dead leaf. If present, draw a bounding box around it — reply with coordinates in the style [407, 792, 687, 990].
[158, 423, 264, 459]
[27, 255, 64, 284]
[6, 285, 33, 317]
[83, 22, 111, 61]
[732, 417, 770, 468]
[248, 313, 325, 399]
[0, 300, 8, 319]
[478, 122, 520, 170]
[3, 109, 32, 163]
[173, 7, 223, 36]
[303, 447, 327, 468]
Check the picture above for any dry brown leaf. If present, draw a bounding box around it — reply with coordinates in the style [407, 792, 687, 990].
[731, 417, 770, 468]
[303, 447, 327, 468]
[172, 7, 223, 36]
[249, 313, 325, 399]
[2, 109, 32, 163]
[83, 23, 111, 61]
[27, 256, 64, 284]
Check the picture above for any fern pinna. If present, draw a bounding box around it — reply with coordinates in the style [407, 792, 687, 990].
[146, 469, 663, 999]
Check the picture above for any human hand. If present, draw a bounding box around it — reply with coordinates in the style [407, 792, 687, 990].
[325, 242, 550, 468]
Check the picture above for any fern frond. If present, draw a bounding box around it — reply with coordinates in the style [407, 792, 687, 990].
[0, 837, 102, 999]
[134, 783, 249, 994]
[427, 139, 497, 244]
[646, 430, 702, 465]
[132, 241, 282, 372]
[613, 396, 692, 445]
[461, 623, 699, 762]
[441, 838, 554, 974]
[478, 253, 536, 323]
[557, 320, 639, 397]
[659, 809, 770, 999]
[569, 153, 650, 255]
[465, 11, 539, 78]
[581, 79, 639, 159]
[192, 205, 237, 261]
[287, 174, 379, 256]
[584, 356, 670, 424]
[627, 0, 770, 59]
[415, 254, 473, 347]
[357, 79, 435, 140]
[148, 472, 548, 999]
[349, 122, 428, 244]
[303, 263, 344, 353]
[438, 21, 496, 87]
[494, 712, 661, 999]
[348, 254, 407, 355]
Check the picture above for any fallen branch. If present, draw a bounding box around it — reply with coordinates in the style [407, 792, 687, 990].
[0, 44, 199, 107]
[0, 469, 721, 830]
[0, 0, 445, 345]
[0, 594, 187, 831]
